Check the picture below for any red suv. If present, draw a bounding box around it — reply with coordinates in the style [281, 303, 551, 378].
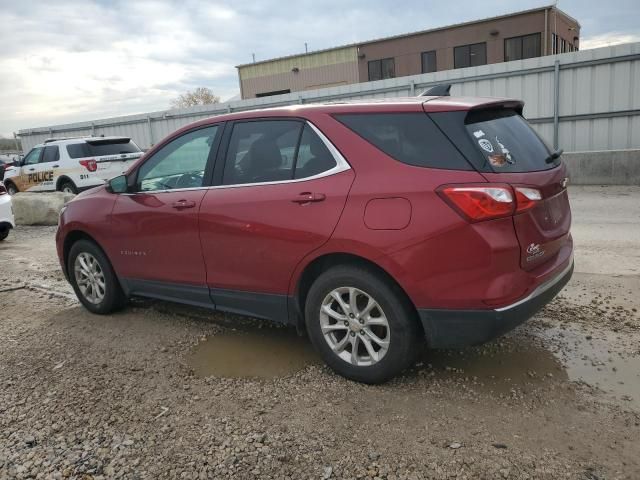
[56, 90, 573, 383]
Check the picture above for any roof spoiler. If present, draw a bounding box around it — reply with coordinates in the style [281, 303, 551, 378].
[419, 84, 451, 97]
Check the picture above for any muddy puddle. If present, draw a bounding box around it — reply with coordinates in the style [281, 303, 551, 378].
[186, 320, 639, 410]
[420, 341, 568, 393]
[187, 328, 320, 379]
[542, 325, 640, 409]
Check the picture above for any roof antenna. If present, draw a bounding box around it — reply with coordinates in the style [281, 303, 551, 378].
[420, 84, 452, 97]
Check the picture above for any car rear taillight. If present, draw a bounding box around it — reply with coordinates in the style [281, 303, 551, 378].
[438, 184, 543, 222]
[80, 159, 98, 172]
[438, 185, 514, 222]
[514, 187, 542, 213]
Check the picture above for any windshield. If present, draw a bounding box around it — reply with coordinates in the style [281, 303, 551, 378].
[464, 109, 557, 172]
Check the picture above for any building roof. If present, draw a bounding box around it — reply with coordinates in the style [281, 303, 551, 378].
[236, 4, 580, 69]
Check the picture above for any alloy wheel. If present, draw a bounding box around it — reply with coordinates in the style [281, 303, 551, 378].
[319, 287, 390, 366]
[74, 252, 106, 304]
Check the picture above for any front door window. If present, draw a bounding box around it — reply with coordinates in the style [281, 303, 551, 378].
[137, 126, 219, 191]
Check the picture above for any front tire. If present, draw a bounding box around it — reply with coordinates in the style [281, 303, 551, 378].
[5, 182, 17, 195]
[68, 239, 126, 314]
[305, 265, 421, 384]
[0, 229, 9, 241]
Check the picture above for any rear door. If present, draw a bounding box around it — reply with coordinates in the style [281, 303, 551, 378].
[198, 119, 354, 320]
[435, 107, 571, 271]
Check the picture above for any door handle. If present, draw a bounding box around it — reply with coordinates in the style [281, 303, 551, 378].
[53, 165, 59, 168]
[171, 199, 196, 210]
[291, 192, 326, 204]
[28, 168, 35, 171]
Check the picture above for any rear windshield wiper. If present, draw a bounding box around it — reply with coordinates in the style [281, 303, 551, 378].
[545, 148, 563, 164]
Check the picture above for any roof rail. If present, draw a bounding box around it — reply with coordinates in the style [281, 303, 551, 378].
[419, 84, 452, 97]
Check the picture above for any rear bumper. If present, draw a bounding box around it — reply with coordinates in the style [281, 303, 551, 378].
[418, 258, 574, 348]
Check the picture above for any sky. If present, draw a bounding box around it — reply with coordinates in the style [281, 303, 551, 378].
[0, 0, 638, 137]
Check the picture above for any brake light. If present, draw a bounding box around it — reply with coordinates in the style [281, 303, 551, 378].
[514, 187, 542, 213]
[438, 185, 514, 222]
[80, 159, 98, 172]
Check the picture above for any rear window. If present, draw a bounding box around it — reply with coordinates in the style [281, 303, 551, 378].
[66, 139, 141, 159]
[334, 113, 471, 170]
[464, 109, 556, 172]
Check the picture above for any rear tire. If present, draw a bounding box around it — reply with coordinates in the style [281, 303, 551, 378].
[305, 265, 421, 384]
[68, 239, 126, 314]
[0, 229, 9, 241]
[59, 180, 78, 194]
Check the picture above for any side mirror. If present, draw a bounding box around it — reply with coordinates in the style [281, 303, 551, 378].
[107, 175, 128, 193]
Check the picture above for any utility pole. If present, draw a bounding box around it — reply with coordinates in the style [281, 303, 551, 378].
[252, 53, 256, 63]
[305, 42, 308, 53]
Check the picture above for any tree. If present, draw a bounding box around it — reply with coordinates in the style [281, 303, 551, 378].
[170, 87, 220, 109]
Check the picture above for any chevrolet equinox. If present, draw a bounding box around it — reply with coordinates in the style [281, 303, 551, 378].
[57, 91, 573, 383]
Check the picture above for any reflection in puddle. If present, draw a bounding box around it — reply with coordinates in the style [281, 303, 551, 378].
[542, 326, 640, 409]
[187, 328, 319, 379]
[421, 342, 568, 393]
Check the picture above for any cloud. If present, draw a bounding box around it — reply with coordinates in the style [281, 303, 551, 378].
[580, 33, 640, 50]
[0, 0, 639, 137]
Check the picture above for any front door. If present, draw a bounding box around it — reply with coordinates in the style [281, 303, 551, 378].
[15, 146, 44, 192]
[199, 119, 354, 321]
[108, 125, 222, 306]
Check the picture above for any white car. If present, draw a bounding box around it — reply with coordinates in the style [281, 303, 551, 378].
[0, 181, 15, 241]
[3, 136, 143, 195]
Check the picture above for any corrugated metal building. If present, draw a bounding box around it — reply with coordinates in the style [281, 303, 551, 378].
[18, 42, 640, 156]
[237, 5, 580, 99]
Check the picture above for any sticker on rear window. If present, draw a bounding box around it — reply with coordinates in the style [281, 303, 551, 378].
[473, 129, 485, 138]
[495, 136, 513, 163]
[478, 138, 494, 153]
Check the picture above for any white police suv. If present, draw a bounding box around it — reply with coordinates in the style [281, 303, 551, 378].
[3, 136, 143, 195]
[0, 181, 15, 240]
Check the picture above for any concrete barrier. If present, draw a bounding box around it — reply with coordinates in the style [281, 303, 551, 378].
[563, 149, 640, 185]
[12, 192, 76, 226]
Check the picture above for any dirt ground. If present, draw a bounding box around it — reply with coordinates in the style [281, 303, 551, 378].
[1, 186, 639, 480]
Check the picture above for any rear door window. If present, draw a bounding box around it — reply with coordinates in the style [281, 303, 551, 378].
[464, 109, 556, 172]
[67, 139, 141, 159]
[223, 120, 303, 185]
[334, 113, 471, 170]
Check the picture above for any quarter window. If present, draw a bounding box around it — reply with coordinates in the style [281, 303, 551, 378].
[334, 113, 471, 170]
[368, 58, 395, 81]
[454, 42, 487, 68]
[137, 126, 219, 191]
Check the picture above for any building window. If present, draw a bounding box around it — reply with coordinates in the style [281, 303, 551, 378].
[504, 33, 541, 61]
[552, 33, 558, 54]
[368, 58, 395, 81]
[561, 38, 567, 53]
[454, 42, 487, 69]
[421, 50, 437, 73]
[256, 89, 290, 98]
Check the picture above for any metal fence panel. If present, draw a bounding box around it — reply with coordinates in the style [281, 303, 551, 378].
[18, 42, 640, 154]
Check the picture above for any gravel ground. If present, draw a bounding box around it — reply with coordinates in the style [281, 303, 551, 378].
[1, 186, 639, 479]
